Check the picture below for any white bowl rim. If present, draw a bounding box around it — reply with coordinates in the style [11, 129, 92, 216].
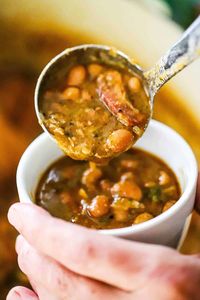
[16, 120, 198, 236]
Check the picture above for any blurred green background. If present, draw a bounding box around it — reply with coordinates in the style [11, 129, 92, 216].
[163, 0, 200, 27]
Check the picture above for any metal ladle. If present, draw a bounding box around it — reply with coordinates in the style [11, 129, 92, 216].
[35, 16, 200, 159]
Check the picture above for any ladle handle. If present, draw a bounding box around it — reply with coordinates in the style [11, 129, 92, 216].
[144, 16, 200, 97]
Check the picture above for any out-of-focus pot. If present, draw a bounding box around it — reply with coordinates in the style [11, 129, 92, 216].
[1, 0, 200, 124]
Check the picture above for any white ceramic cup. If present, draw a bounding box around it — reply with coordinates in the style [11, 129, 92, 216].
[16, 120, 198, 248]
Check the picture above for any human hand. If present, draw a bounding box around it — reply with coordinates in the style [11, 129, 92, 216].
[7, 198, 200, 300]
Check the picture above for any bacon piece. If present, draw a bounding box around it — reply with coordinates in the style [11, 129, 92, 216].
[97, 70, 144, 127]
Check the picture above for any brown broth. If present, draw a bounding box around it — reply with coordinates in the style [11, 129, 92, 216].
[35, 148, 181, 229]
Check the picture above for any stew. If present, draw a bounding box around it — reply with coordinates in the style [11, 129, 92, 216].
[41, 63, 150, 161]
[36, 148, 181, 229]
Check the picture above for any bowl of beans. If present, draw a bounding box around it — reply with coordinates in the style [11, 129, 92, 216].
[16, 120, 198, 248]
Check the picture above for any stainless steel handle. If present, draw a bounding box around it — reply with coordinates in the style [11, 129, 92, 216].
[144, 16, 200, 97]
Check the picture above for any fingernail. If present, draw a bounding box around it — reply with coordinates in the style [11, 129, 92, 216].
[7, 290, 21, 299]
[13, 291, 21, 299]
[8, 203, 22, 231]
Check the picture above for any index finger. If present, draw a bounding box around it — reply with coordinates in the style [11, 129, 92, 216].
[8, 203, 176, 291]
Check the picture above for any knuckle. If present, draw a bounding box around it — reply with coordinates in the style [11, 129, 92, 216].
[52, 270, 70, 295]
[47, 266, 77, 298]
[109, 248, 128, 270]
[70, 237, 97, 271]
[79, 238, 97, 259]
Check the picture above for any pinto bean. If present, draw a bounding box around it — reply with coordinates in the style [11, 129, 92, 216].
[111, 181, 142, 201]
[106, 129, 133, 153]
[120, 159, 139, 169]
[49, 102, 63, 113]
[78, 188, 88, 199]
[62, 87, 80, 100]
[112, 197, 144, 222]
[162, 200, 176, 212]
[81, 90, 92, 101]
[120, 172, 135, 182]
[60, 192, 72, 204]
[163, 186, 176, 195]
[112, 197, 144, 210]
[159, 171, 170, 186]
[144, 181, 156, 188]
[134, 212, 153, 224]
[100, 179, 112, 192]
[128, 77, 141, 92]
[67, 65, 86, 86]
[88, 64, 103, 79]
[82, 167, 102, 187]
[113, 208, 129, 222]
[87, 195, 110, 218]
